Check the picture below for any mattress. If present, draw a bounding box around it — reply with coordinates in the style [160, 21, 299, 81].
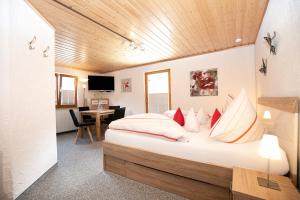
[105, 126, 289, 175]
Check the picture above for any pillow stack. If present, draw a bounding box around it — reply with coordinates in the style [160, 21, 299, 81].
[209, 89, 264, 143]
[172, 107, 209, 132]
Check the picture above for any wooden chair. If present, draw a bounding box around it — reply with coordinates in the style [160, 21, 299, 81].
[69, 109, 95, 144]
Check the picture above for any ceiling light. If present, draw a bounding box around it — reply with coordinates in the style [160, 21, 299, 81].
[140, 43, 145, 51]
[129, 41, 145, 51]
[129, 41, 138, 50]
[235, 38, 242, 43]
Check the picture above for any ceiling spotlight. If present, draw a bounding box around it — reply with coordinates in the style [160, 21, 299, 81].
[129, 41, 137, 50]
[129, 41, 145, 51]
[140, 43, 145, 51]
[235, 38, 242, 43]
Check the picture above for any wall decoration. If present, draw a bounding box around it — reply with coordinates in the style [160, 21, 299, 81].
[190, 68, 218, 96]
[28, 35, 37, 50]
[121, 78, 132, 92]
[259, 58, 267, 75]
[264, 32, 276, 55]
[90, 98, 100, 110]
[259, 31, 277, 75]
[43, 46, 50, 57]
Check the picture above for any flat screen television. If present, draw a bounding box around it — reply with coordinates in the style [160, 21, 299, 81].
[88, 75, 115, 91]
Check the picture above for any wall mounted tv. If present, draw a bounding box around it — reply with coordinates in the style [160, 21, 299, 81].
[88, 75, 115, 91]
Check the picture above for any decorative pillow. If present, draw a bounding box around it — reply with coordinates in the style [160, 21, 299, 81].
[164, 110, 176, 118]
[173, 108, 185, 126]
[222, 94, 235, 113]
[184, 108, 200, 132]
[164, 109, 187, 119]
[196, 108, 209, 125]
[210, 109, 221, 128]
[210, 89, 264, 143]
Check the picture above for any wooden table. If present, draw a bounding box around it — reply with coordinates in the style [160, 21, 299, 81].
[232, 167, 300, 200]
[80, 109, 114, 141]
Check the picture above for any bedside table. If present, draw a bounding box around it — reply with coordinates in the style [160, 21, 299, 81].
[231, 167, 300, 200]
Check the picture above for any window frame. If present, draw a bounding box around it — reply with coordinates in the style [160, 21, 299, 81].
[56, 73, 78, 109]
[144, 69, 171, 113]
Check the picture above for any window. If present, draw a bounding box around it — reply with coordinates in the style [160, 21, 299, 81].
[55, 73, 78, 108]
[145, 69, 171, 113]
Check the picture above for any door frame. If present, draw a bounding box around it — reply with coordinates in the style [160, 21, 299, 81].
[144, 69, 171, 113]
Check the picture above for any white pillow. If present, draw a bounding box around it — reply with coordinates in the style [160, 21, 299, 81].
[184, 108, 200, 132]
[164, 110, 176, 118]
[210, 89, 264, 143]
[164, 109, 187, 118]
[196, 108, 209, 125]
[221, 94, 234, 113]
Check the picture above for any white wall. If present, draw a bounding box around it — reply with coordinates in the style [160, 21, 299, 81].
[104, 45, 256, 115]
[55, 66, 103, 133]
[255, 0, 300, 97]
[0, 0, 13, 199]
[0, 0, 57, 198]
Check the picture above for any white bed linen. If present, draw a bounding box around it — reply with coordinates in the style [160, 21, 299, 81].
[105, 126, 289, 175]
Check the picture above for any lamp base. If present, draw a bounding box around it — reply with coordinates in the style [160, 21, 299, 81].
[257, 177, 281, 191]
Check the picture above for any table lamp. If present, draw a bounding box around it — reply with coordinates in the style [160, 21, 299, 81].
[258, 134, 282, 190]
[263, 110, 272, 133]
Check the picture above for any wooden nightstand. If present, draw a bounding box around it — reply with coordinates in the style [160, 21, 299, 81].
[231, 167, 300, 200]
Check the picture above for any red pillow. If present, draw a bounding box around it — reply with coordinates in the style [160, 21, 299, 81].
[210, 109, 221, 128]
[173, 108, 185, 126]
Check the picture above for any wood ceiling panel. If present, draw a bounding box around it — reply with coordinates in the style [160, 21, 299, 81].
[28, 0, 269, 73]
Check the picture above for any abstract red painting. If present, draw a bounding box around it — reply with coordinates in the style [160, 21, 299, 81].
[190, 68, 218, 96]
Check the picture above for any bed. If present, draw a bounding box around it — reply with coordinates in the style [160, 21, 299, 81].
[102, 97, 299, 200]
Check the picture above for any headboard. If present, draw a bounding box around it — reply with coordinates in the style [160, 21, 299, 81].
[257, 97, 299, 186]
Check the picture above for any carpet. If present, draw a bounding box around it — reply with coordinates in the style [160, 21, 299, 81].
[17, 132, 186, 200]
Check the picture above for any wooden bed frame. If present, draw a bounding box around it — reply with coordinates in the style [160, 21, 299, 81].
[103, 97, 299, 200]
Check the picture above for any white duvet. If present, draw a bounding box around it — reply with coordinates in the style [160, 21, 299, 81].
[106, 117, 290, 175]
[109, 113, 186, 141]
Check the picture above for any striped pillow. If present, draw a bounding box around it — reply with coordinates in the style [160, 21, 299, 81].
[209, 89, 264, 143]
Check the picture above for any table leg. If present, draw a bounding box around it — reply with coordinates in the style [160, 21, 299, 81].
[96, 113, 101, 141]
[79, 114, 84, 138]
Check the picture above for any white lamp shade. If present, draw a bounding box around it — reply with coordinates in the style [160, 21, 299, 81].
[82, 84, 86, 89]
[263, 110, 272, 120]
[258, 134, 281, 160]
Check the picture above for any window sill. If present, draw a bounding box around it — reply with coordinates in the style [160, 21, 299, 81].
[56, 105, 78, 109]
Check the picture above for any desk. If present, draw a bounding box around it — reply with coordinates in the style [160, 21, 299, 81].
[80, 109, 114, 141]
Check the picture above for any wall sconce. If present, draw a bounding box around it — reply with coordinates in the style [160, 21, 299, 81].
[259, 58, 267, 75]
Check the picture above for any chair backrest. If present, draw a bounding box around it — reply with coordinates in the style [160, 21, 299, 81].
[69, 109, 79, 127]
[109, 105, 121, 110]
[113, 107, 126, 120]
[78, 106, 92, 120]
[78, 106, 90, 112]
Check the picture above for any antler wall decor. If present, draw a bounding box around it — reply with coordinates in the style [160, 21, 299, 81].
[259, 58, 267, 75]
[259, 31, 277, 75]
[264, 31, 276, 55]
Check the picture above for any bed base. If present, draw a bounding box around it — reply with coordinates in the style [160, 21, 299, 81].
[103, 141, 232, 200]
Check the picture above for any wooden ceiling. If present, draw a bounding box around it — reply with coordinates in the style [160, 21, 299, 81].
[28, 0, 269, 73]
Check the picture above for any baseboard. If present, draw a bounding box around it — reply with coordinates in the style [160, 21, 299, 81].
[56, 129, 77, 134]
[16, 162, 58, 200]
